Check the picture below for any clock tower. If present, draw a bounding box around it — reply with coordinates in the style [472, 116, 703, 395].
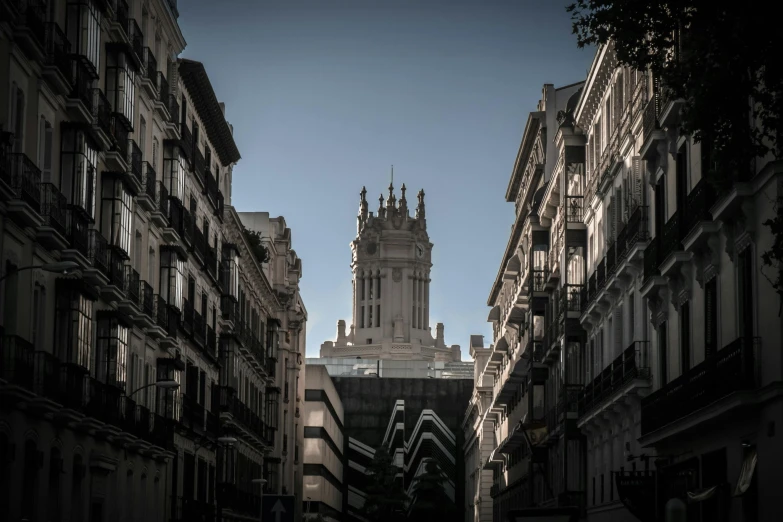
[320, 183, 461, 361]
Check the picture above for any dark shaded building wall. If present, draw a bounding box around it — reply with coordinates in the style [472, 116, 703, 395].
[332, 377, 474, 519]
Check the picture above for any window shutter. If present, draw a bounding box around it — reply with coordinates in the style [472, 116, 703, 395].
[632, 156, 643, 209]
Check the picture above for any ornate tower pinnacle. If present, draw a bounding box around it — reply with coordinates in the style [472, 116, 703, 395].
[357, 186, 369, 233]
[399, 183, 408, 214]
[378, 193, 385, 219]
[416, 188, 426, 220]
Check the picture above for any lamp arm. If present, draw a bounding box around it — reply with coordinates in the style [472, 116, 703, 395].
[0, 265, 40, 285]
[128, 381, 159, 398]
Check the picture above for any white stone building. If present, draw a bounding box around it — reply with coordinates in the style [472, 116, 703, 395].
[320, 183, 461, 362]
[0, 1, 306, 521]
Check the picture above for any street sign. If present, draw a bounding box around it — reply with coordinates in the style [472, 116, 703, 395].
[261, 495, 296, 522]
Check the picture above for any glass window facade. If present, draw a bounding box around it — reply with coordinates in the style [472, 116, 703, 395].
[60, 126, 98, 218]
[95, 314, 130, 390]
[65, 0, 101, 74]
[54, 281, 94, 369]
[105, 49, 136, 129]
[100, 175, 133, 255]
[160, 248, 185, 311]
[163, 146, 187, 200]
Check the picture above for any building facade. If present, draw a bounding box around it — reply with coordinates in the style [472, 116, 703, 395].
[303, 364, 345, 521]
[320, 183, 461, 362]
[0, 1, 305, 522]
[468, 42, 782, 522]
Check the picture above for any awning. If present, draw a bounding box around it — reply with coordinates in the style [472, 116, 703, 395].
[687, 485, 718, 502]
[733, 449, 757, 497]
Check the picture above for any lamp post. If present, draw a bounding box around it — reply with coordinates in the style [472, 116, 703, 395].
[0, 261, 79, 284]
[251, 478, 267, 521]
[127, 379, 180, 398]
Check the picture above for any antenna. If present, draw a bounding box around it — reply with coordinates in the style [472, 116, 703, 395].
[391, 164, 394, 186]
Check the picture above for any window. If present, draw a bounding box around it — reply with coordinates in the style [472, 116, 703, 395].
[60, 125, 98, 217]
[96, 314, 130, 390]
[703, 277, 718, 358]
[157, 358, 182, 420]
[38, 117, 53, 182]
[148, 247, 156, 288]
[100, 175, 133, 255]
[266, 387, 280, 430]
[658, 321, 668, 386]
[738, 247, 754, 339]
[48, 447, 62, 522]
[360, 306, 365, 328]
[54, 281, 94, 369]
[368, 304, 373, 328]
[32, 283, 46, 351]
[152, 137, 159, 174]
[376, 304, 380, 327]
[679, 302, 691, 372]
[65, 0, 101, 72]
[163, 145, 187, 200]
[9, 82, 25, 153]
[139, 115, 146, 156]
[160, 248, 185, 310]
[105, 48, 136, 128]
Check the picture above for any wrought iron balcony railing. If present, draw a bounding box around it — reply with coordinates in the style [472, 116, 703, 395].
[193, 309, 206, 345]
[167, 93, 179, 123]
[641, 337, 760, 436]
[110, 115, 130, 156]
[180, 123, 193, 162]
[44, 22, 72, 83]
[562, 283, 583, 313]
[39, 183, 67, 235]
[143, 47, 157, 84]
[140, 280, 154, 317]
[19, 0, 47, 50]
[565, 195, 584, 223]
[143, 162, 156, 199]
[69, 57, 95, 112]
[579, 341, 650, 417]
[193, 147, 205, 184]
[129, 138, 143, 184]
[642, 98, 659, 144]
[93, 88, 113, 139]
[156, 181, 169, 219]
[9, 152, 42, 212]
[606, 240, 617, 277]
[643, 236, 661, 283]
[157, 71, 169, 102]
[124, 265, 140, 304]
[660, 210, 682, 266]
[596, 257, 606, 290]
[529, 268, 548, 293]
[127, 17, 143, 63]
[683, 177, 716, 236]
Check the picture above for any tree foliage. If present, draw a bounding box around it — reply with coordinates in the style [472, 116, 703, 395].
[567, 1, 783, 309]
[361, 445, 408, 522]
[408, 459, 455, 522]
[241, 225, 270, 264]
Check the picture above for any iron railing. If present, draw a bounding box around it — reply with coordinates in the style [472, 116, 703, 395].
[660, 210, 682, 267]
[9, 152, 42, 211]
[562, 284, 583, 313]
[641, 337, 760, 435]
[93, 88, 113, 139]
[143, 162, 156, 199]
[20, 0, 46, 50]
[128, 138, 143, 184]
[683, 178, 715, 236]
[642, 98, 659, 144]
[167, 93, 179, 124]
[579, 341, 650, 417]
[143, 47, 157, 86]
[69, 57, 95, 112]
[124, 265, 140, 304]
[127, 17, 144, 63]
[529, 268, 548, 293]
[44, 22, 72, 82]
[565, 195, 584, 223]
[140, 280, 154, 317]
[157, 71, 170, 102]
[643, 236, 661, 284]
[39, 183, 67, 234]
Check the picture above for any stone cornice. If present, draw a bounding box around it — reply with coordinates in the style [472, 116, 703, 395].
[225, 206, 282, 314]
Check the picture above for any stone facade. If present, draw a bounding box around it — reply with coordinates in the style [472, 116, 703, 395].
[0, 1, 305, 522]
[466, 42, 783, 522]
[320, 183, 460, 361]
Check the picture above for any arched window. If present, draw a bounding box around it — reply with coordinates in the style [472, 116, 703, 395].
[48, 447, 63, 521]
[21, 439, 40, 521]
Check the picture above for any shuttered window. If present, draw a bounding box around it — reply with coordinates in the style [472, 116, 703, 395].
[705, 278, 718, 357]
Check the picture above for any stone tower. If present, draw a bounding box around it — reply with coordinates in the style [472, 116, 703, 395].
[320, 183, 460, 361]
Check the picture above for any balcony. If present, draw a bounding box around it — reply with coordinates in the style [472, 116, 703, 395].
[125, 139, 144, 194]
[150, 181, 169, 228]
[37, 183, 68, 249]
[641, 337, 761, 439]
[105, 117, 130, 172]
[561, 284, 583, 315]
[205, 244, 218, 283]
[137, 280, 155, 328]
[0, 338, 171, 455]
[137, 162, 157, 212]
[117, 265, 140, 315]
[206, 326, 218, 361]
[596, 257, 606, 290]
[193, 147, 205, 185]
[204, 167, 218, 209]
[91, 89, 114, 151]
[154, 72, 171, 120]
[606, 241, 617, 278]
[162, 196, 184, 245]
[181, 299, 194, 337]
[640, 98, 666, 160]
[193, 309, 206, 347]
[659, 210, 691, 277]
[565, 195, 584, 223]
[101, 247, 127, 302]
[180, 123, 193, 163]
[166, 93, 180, 128]
[615, 205, 649, 277]
[192, 224, 206, 265]
[682, 178, 720, 253]
[528, 268, 548, 294]
[220, 295, 239, 327]
[578, 341, 651, 423]
[141, 47, 158, 98]
[7, 152, 43, 226]
[42, 23, 73, 95]
[214, 386, 271, 447]
[13, 0, 46, 61]
[65, 57, 96, 124]
[182, 207, 194, 247]
[181, 393, 207, 433]
[154, 295, 178, 347]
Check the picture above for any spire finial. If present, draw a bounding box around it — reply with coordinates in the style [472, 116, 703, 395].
[391, 165, 394, 186]
[401, 183, 407, 199]
[360, 186, 367, 201]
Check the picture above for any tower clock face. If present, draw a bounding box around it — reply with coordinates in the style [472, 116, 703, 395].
[416, 244, 424, 258]
[365, 241, 377, 255]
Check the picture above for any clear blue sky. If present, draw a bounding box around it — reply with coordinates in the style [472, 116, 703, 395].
[179, 0, 593, 359]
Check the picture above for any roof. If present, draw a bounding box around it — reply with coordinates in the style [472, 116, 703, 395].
[504, 112, 543, 202]
[178, 59, 241, 165]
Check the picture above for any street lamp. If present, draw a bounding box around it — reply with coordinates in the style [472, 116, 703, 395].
[0, 261, 79, 284]
[252, 478, 267, 521]
[127, 379, 180, 398]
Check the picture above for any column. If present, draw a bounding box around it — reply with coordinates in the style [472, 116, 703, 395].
[412, 276, 418, 329]
[425, 273, 430, 330]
